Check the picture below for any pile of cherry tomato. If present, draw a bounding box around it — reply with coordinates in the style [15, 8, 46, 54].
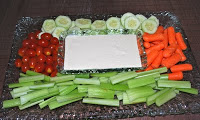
[15, 30, 59, 77]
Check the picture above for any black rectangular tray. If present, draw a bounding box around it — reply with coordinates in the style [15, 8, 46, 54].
[0, 11, 200, 119]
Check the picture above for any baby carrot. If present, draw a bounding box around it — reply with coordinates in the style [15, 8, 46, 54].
[175, 32, 187, 50]
[151, 50, 163, 69]
[152, 41, 161, 45]
[143, 42, 151, 48]
[175, 46, 186, 61]
[147, 50, 159, 66]
[170, 64, 193, 72]
[163, 43, 177, 58]
[155, 26, 164, 34]
[161, 53, 181, 68]
[143, 33, 165, 42]
[168, 71, 183, 80]
[145, 65, 153, 71]
[163, 29, 168, 48]
[167, 27, 177, 45]
[145, 43, 164, 55]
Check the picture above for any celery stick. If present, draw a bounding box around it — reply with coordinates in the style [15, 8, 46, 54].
[59, 85, 77, 95]
[155, 88, 176, 107]
[78, 85, 97, 93]
[88, 87, 115, 99]
[3, 98, 21, 108]
[44, 75, 51, 82]
[136, 67, 167, 76]
[75, 73, 90, 78]
[74, 78, 100, 85]
[13, 86, 30, 94]
[160, 74, 168, 80]
[110, 71, 137, 84]
[58, 86, 68, 92]
[56, 81, 74, 86]
[127, 76, 155, 88]
[91, 71, 118, 77]
[50, 75, 75, 83]
[123, 92, 146, 105]
[19, 75, 45, 83]
[9, 82, 34, 88]
[100, 83, 128, 91]
[56, 72, 64, 77]
[20, 89, 48, 105]
[20, 73, 28, 77]
[83, 98, 119, 106]
[135, 72, 160, 79]
[39, 96, 56, 109]
[157, 80, 191, 88]
[48, 87, 59, 93]
[126, 86, 155, 102]
[99, 77, 109, 83]
[146, 88, 170, 106]
[26, 70, 42, 76]
[11, 91, 28, 99]
[30, 91, 59, 103]
[177, 88, 198, 95]
[19, 99, 44, 110]
[49, 98, 82, 110]
[146, 83, 157, 88]
[175, 90, 179, 94]
[29, 83, 55, 90]
[116, 91, 123, 100]
[56, 92, 87, 103]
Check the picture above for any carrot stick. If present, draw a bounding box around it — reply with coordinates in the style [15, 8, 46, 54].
[167, 27, 177, 45]
[150, 43, 155, 47]
[145, 43, 164, 55]
[161, 53, 181, 68]
[144, 65, 153, 71]
[155, 26, 164, 34]
[175, 32, 187, 50]
[175, 46, 186, 61]
[170, 64, 193, 72]
[151, 50, 163, 69]
[163, 29, 168, 48]
[168, 71, 183, 80]
[147, 50, 159, 66]
[163, 43, 177, 58]
[152, 41, 161, 45]
[143, 42, 151, 48]
[143, 33, 165, 42]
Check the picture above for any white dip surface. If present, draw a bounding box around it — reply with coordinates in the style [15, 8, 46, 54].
[64, 34, 142, 70]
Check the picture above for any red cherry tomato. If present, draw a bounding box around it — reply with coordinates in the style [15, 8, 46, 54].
[52, 50, 57, 56]
[28, 32, 36, 40]
[38, 39, 49, 47]
[35, 30, 41, 39]
[42, 71, 50, 76]
[37, 54, 46, 63]
[22, 39, 31, 48]
[36, 46, 43, 56]
[28, 57, 37, 68]
[25, 49, 36, 57]
[22, 56, 30, 63]
[43, 48, 51, 56]
[21, 63, 30, 73]
[50, 70, 58, 77]
[18, 47, 27, 57]
[55, 44, 60, 52]
[46, 56, 53, 64]
[52, 54, 58, 61]
[53, 61, 58, 70]
[50, 37, 59, 45]
[45, 64, 54, 74]
[41, 33, 52, 41]
[29, 42, 37, 49]
[15, 59, 22, 68]
[48, 44, 56, 50]
[34, 63, 45, 73]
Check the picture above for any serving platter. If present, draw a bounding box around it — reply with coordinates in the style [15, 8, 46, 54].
[0, 11, 200, 119]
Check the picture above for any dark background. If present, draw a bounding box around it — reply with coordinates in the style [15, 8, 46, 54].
[0, 0, 200, 119]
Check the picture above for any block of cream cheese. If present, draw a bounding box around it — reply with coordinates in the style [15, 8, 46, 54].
[64, 34, 142, 70]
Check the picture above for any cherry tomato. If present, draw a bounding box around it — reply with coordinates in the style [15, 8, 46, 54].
[28, 57, 37, 68]
[52, 50, 57, 56]
[22, 39, 31, 48]
[53, 61, 58, 70]
[38, 39, 49, 47]
[36, 46, 43, 56]
[55, 44, 60, 52]
[48, 44, 56, 50]
[34, 63, 45, 73]
[37, 54, 46, 63]
[18, 47, 27, 57]
[28, 32, 36, 40]
[50, 37, 59, 45]
[42, 71, 50, 76]
[41, 33, 52, 41]
[21, 63, 30, 73]
[50, 70, 58, 77]
[43, 48, 51, 56]
[29, 42, 37, 49]
[52, 54, 58, 61]
[35, 30, 41, 39]
[22, 56, 30, 63]
[15, 59, 22, 68]
[46, 56, 53, 64]
[45, 64, 53, 74]
[25, 49, 36, 57]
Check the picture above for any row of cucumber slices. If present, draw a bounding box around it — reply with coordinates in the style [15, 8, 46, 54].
[41, 12, 159, 38]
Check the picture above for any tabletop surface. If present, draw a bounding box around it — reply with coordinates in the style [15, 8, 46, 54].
[0, 0, 200, 119]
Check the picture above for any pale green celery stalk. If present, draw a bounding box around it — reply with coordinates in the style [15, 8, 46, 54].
[11, 91, 28, 99]
[56, 92, 87, 103]
[74, 78, 100, 85]
[19, 75, 45, 83]
[56, 73, 90, 79]
[29, 83, 55, 90]
[146, 88, 170, 106]
[127, 76, 155, 88]
[126, 86, 155, 102]
[88, 87, 115, 99]
[157, 80, 191, 88]
[58, 86, 68, 92]
[116, 91, 123, 100]
[19, 99, 44, 110]
[3, 98, 21, 108]
[177, 88, 198, 95]
[26, 70, 42, 76]
[83, 98, 119, 106]
[123, 92, 146, 105]
[100, 83, 128, 91]
[59, 85, 77, 95]
[39, 96, 56, 109]
[159, 74, 169, 80]
[13, 86, 30, 94]
[99, 77, 109, 83]
[77, 85, 97, 93]
[146, 83, 157, 88]
[135, 72, 160, 79]
[20, 73, 28, 77]
[136, 67, 167, 76]
[90, 71, 118, 77]
[110, 71, 137, 84]
[49, 98, 82, 110]
[174, 90, 180, 94]
[56, 81, 74, 86]
[9, 82, 34, 88]
[50, 75, 75, 83]
[155, 88, 176, 107]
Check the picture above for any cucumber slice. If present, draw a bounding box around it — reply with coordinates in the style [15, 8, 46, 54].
[55, 15, 72, 30]
[52, 27, 66, 39]
[124, 16, 140, 30]
[148, 15, 159, 26]
[69, 26, 81, 31]
[42, 19, 56, 34]
[136, 14, 147, 23]
[91, 20, 106, 30]
[106, 17, 121, 29]
[75, 18, 91, 29]
[142, 19, 158, 34]
[69, 21, 75, 29]
[121, 12, 135, 27]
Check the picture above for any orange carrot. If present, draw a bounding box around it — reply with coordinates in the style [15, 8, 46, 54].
[170, 64, 193, 72]
[161, 53, 181, 68]
[168, 71, 183, 80]
[151, 50, 163, 68]
[152, 41, 161, 45]
[175, 32, 187, 50]
[167, 26, 177, 45]
[147, 50, 159, 66]
[145, 43, 164, 55]
[163, 43, 177, 58]
[143, 42, 151, 48]
[175, 46, 186, 61]
[163, 29, 168, 48]
[143, 33, 165, 42]
[155, 26, 164, 34]
[150, 43, 155, 47]
[145, 65, 153, 71]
